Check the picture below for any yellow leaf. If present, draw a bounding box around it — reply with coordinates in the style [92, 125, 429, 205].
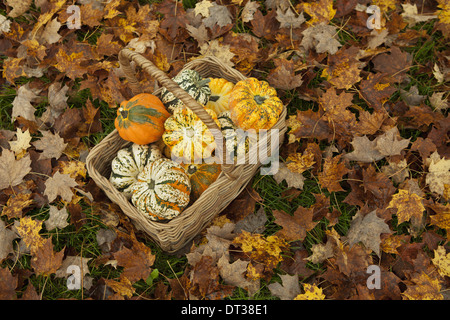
[436, 0, 450, 25]
[233, 231, 288, 270]
[300, 0, 336, 26]
[387, 189, 425, 224]
[372, 0, 397, 12]
[402, 272, 443, 300]
[15, 216, 45, 254]
[294, 283, 326, 300]
[286, 152, 315, 174]
[432, 246, 450, 278]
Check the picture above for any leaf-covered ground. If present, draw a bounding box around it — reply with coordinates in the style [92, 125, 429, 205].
[0, 0, 449, 300]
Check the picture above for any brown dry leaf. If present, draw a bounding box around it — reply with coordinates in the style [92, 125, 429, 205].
[44, 171, 77, 203]
[273, 162, 305, 189]
[31, 237, 64, 276]
[54, 49, 86, 80]
[288, 109, 332, 142]
[372, 47, 411, 83]
[44, 205, 69, 231]
[319, 154, 349, 192]
[217, 255, 260, 296]
[425, 152, 450, 197]
[354, 110, 389, 135]
[266, 59, 303, 90]
[202, 3, 233, 28]
[199, 39, 235, 68]
[344, 135, 384, 162]
[301, 23, 341, 54]
[113, 238, 155, 282]
[322, 46, 362, 90]
[375, 127, 411, 157]
[387, 189, 425, 224]
[6, 0, 32, 18]
[189, 255, 235, 299]
[359, 73, 397, 112]
[268, 274, 301, 300]
[0, 267, 17, 299]
[347, 210, 391, 256]
[0, 220, 17, 262]
[32, 130, 67, 160]
[11, 84, 41, 123]
[0, 149, 32, 190]
[273, 206, 318, 241]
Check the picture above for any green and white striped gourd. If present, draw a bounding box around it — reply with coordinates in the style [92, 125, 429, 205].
[109, 143, 162, 198]
[160, 69, 211, 112]
[128, 158, 191, 221]
[217, 111, 249, 161]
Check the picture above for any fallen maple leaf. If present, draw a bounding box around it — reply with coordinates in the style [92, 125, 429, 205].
[273, 206, 318, 241]
[387, 189, 425, 224]
[31, 237, 64, 276]
[9, 128, 31, 156]
[0, 267, 17, 299]
[0, 148, 32, 190]
[347, 210, 391, 256]
[44, 205, 69, 230]
[233, 230, 288, 272]
[268, 274, 300, 300]
[32, 130, 67, 160]
[299, 0, 336, 25]
[217, 255, 260, 296]
[105, 277, 136, 298]
[44, 171, 77, 203]
[1, 192, 33, 219]
[0, 220, 17, 262]
[273, 162, 305, 189]
[375, 127, 411, 157]
[14, 216, 45, 254]
[318, 154, 349, 192]
[402, 272, 443, 300]
[113, 238, 155, 282]
[294, 283, 326, 300]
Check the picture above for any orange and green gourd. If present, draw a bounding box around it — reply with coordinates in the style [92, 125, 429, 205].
[114, 93, 170, 145]
[182, 162, 221, 201]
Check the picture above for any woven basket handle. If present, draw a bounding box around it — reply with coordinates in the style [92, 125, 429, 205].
[118, 49, 237, 178]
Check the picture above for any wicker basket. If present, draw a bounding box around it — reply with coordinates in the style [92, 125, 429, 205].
[86, 49, 287, 253]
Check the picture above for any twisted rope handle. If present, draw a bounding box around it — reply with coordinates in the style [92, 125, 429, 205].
[118, 49, 237, 178]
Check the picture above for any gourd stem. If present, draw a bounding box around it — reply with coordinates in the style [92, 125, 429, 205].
[209, 95, 220, 102]
[119, 108, 128, 119]
[254, 95, 266, 105]
[195, 78, 210, 88]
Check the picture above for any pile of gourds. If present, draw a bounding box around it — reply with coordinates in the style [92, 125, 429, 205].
[109, 69, 283, 221]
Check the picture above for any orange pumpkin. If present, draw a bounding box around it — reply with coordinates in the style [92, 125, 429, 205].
[115, 93, 170, 145]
